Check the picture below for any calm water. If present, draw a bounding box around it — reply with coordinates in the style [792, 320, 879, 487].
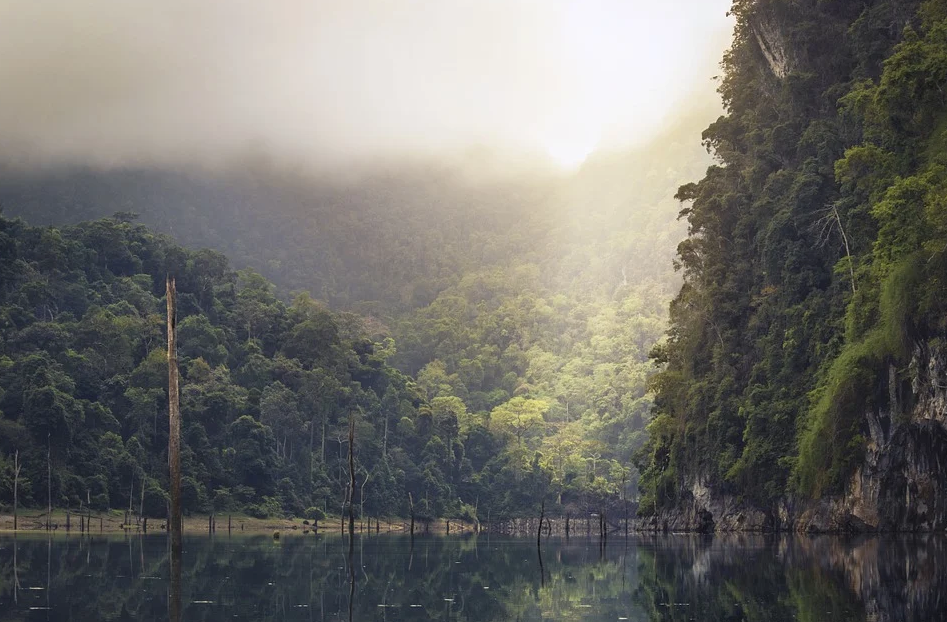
[0, 532, 943, 621]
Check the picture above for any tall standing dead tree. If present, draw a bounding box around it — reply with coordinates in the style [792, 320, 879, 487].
[167, 276, 183, 553]
[46, 434, 51, 531]
[348, 414, 356, 542]
[13, 450, 21, 531]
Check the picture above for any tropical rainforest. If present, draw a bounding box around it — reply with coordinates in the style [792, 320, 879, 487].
[5, 0, 947, 528]
[0, 107, 711, 521]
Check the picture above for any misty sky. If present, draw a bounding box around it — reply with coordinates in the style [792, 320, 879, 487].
[0, 0, 732, 173]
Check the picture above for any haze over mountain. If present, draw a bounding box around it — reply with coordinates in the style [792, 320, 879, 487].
[0, 0, 733, 522]
[0, 0, 730, 175]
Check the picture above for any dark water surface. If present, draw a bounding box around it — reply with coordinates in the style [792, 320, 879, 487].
[0, 532, 943, 621]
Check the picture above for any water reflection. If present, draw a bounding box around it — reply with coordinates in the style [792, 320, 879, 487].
[0, 532, 942, 621]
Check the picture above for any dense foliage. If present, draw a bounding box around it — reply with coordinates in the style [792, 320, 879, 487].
[637, 0, 947, 513]
[0, 149, 700, 520]
[0, 106, 712, 519]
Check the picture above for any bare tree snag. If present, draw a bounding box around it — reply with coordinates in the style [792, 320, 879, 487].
[13, 450, 20, 531]
[348, 414, 356, 541]
[167, 276, 183, 553]
[537, 500, 544, 548]
[139, 472, 146, 525]
[359, 465, 370, 527]
[46, 434, 51, 531]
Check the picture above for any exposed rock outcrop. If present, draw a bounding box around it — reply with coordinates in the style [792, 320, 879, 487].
[636, 340, 947, 533]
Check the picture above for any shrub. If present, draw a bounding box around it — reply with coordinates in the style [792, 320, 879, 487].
[305, 507, 326, 522]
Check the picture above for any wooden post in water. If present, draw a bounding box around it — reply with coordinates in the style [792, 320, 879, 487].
[228, 515, 232, 534]
[66, 512, 70, 532]
[565, 513, 570, 539]
[167, 276, 183, 554]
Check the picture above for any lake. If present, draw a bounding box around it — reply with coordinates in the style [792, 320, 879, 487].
[0, 532, 943, 621]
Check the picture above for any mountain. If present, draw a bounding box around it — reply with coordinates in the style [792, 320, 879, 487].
[0, 103, 716, 519]
[635, 0, 947, 532]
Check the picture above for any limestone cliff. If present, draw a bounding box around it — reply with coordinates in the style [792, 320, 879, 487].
[636, 340, 947, 533]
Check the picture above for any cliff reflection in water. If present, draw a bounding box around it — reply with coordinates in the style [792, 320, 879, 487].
[0, 533, 942, 621]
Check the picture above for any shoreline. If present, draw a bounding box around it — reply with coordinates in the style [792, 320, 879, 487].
[0, 510, 475, 535]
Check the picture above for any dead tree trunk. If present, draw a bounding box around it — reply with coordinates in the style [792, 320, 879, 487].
[13, 450, 20, 531]
[408, 492, 415, 538]
[46, 434, 51, 531]
[359, 467, 370, 529]
[348, 415, 356, 541]
[139, 472, 146, 525]
[309, 418, 315, 499]
[537, 501, 544, 548]
[167, 276, 183, 554]
[127, 477, 134, 525]
[382, 408, 389, 462]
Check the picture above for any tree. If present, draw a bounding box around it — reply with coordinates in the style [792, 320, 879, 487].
[490, 398, 549, 446]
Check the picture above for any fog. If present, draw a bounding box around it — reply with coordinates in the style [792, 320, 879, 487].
[0, 0, 731, 175]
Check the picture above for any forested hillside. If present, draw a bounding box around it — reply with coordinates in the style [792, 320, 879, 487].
[0, 107, 706, 520]
[637, 0, 947, 530]
[0, 104, 713, 520]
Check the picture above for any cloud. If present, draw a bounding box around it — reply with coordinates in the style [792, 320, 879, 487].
[0, 0, 731, 173]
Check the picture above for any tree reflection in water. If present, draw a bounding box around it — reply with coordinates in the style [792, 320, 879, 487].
[0, 533, 943, 621]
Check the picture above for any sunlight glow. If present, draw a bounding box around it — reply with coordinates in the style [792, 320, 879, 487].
[542, 133, 598, 170]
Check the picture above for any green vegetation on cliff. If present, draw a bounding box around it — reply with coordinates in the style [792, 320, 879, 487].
[637, 0, 947, 513]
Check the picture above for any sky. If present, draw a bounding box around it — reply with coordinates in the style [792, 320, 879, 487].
[0, 0, 733, 174]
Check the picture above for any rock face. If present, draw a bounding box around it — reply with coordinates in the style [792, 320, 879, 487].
[637, 341, 947, 533]
[751, 5, 795, 79]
